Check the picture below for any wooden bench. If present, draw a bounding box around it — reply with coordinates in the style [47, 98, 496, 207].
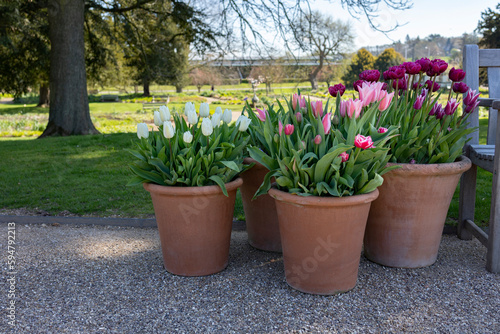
[100, 95, 119, 102]
[142, 102, 168, 112]
[458, 45, 500, 273]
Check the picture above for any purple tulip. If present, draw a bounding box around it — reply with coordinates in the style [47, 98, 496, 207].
[464, 89, 480, 106]
[401, 62, 422, 75]
[381, 82, 388, 91]
[353, 80, 365, 92]
[420, 88, 428, 98]
[412, 83, 423, 90]
[386, 66, 406, 80]
[392, 78, 407, 91]
[416, 58, 431, 72]
[436, 108, 445, 119]
[429, 103, 442, 116]
[452, 82, 469, 94]
[449, 67, 466, 82]
[359, 69, 381, 82]
[426, 59, 448, 77]
[425, 80, 441, 92]
[465, 100, 480, 114]
[328, 83, 346, 97]
[413, 95, 425, 110]
[444, 98, 459, 116]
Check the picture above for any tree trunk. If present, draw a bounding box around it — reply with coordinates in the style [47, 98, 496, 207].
[40, 0, 99, 137]
[309, 54, 324, 91]
[309, 74, 319, 91]
[38, 83, 50, 107]
[143, 80, 150, 97]
[176, 85, 183, 93]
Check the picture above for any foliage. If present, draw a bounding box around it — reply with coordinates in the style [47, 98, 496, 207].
[477, 4, 500, 48]
[342, 49, 376, 87]
[246, 91, 398, 197]
[373, 48, 405, 73]
[128, 104, 251, 195]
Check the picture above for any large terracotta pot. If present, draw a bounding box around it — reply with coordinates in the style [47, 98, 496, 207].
[269, 187, 379, 295]
[364, 156, 471, 268]
[239, 158, 281, 252]
[144, 178, 242, 276]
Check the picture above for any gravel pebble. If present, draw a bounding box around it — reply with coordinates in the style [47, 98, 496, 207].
[1, 223, 499, 333]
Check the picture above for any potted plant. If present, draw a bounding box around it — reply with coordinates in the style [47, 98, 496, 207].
[249, 88, 398, 295]
[355, 60, 476, 268]
[128, 104, 251, 276]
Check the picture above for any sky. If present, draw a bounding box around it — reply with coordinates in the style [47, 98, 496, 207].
[310, 0, 499, 49]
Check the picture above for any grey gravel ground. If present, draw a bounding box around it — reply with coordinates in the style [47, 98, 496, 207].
[1, 222, 499, 333]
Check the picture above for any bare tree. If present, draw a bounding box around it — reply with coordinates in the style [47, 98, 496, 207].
[292, 11, 354, 90]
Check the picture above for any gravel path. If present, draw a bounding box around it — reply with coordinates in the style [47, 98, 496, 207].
[1, 222, 499, 333]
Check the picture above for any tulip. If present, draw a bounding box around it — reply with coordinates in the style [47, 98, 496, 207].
[137, 123, 149, 139]
[401, 62, 422, 75]
[185, 103, 198, 124]
[199, 102, 210, 118]
[354, 134, 374, 149]
[429, 103, 442, 116]
[420, 88, 428, 98]
[464, 89, 480, 106]
[410, 159, 416, 164]
[314, 135, 322, 145]
[378, 127, 388, 134]
[279, 120, 283, 135]
[292, 94, 306, 111]
[211, 109, 222, 128]
[449, 67, 466, 82]
[322, 113, 331, 134]
[359, 69, 381, 82]
[359, 81, 384, 107]
[425, 80, 440, 92]
[412, 82, 423, 90]
[236, 115, 251, 131]
[426, 59, 448, 77]
[444, 98, 459, 115]
[386, 66, 406, 80]
[311, 100, 323, 118]
[339, 100, 347, 117]
[416, 58, 431, 72]
[183, 131, 193, 144]
[464, 100, 480, 114]
[256, 108, 267, 122]
[295, 112, 303, 123]
[163, 121, 175, 139]
[413, 95, 425, 110]
[284, 124, 294, 136]
[435, 108, 445, 120]
[392, 78, 407, 91]
[328, 83, 346, 97]
[453, 82, 469, 94]
[353, 79, 365, 92]
[346, 99, 363, 119]
[201, 117, 213, 136]
[159, 105, 170, 122]
[222, 109, 233, 123]
[378, 91, 394, 112]
[340, 152, 349, 162]
[154, 111, 162, 126]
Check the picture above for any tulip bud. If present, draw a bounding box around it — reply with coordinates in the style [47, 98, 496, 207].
[159, 105, 170, 122]
[314, 135, 322, 145]
[284, 124, 294, 136]
[274, 134, 279, 143]
[378, 127, 388, 134]
[256, 108, 267, 122]
[137, 123, 149, 139]
[163, 121, 175, 139]
[154, 111, 162, 126]
[183, 131, 193, 144]
[199, 102, 210, 118]
[295, 112, 303, 123]
[201, 117, 213, 136]
[236, 115, 251, 131]
[185, 102, 198, 125]
[332, 115, 339, 125]
[212, 109, 222, 128]
[413, 96, 425, 110]
[340, 152, 349, 163]
[222, 109, 232, 123]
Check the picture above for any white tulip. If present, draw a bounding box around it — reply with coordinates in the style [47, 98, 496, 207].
[183, 131, 193, 144]
[236, 115, 251, 132]
[185, 103, 198, 125]
[222, 109, 232, 123]
[159, 105, 170, 122]
[201, 117, 213, 136]
[211, 109, 222, 128]
[163, 121, 175, 139]
[137, 123, 149, 139]
[199, 102, 210, 118]
[153, 111, 162, 126]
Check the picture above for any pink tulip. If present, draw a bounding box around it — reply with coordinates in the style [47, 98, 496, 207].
[339, 100, 348, 117]
[378, 127, 388, 134]
[284, 124, 294, 135]
[413, 95, 425, 110]
[378, 91, 394, 111]
[295, 112, 303, 123]
[358, 82, 384, 107]
[279, 120, 283, 135]
[354, 134, 374, 149]
[314, 135, 322, 145]
[292, 94, 306, 111]
[346, 99, 363, 119]
[256, 108, 267, 122]
[311, 100, 324, 118]
[322, 113, 331, 134]
[340, 152, 349, 162]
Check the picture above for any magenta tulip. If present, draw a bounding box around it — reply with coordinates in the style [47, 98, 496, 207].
[284, 124, 294, 135]
[413, 95, 425, 110]
[452, 82, 469, 94]
[449, 67, 466, 82]
[256, 108, 267, 122]
[340, 152, 349, 162]
[359, 69, 380, 82]
[328, 83, 346, 97]
[377, 127, 388, 134]
[464, 89, 480, 106]
[401, 62, 422, 75]
[354, 134, 374, 149]
[425, 80, 441, 92]
[415, 58, 431, 72]
[444, 98, 459, 116]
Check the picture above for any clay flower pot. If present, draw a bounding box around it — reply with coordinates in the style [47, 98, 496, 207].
[144, 178, 243, 276]
[269, 187, 379, 295]
[239, 158, 281, 252]
[364, 156, 471, 268]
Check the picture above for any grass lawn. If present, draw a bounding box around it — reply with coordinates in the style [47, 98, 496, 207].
[0, 98, 493, 226]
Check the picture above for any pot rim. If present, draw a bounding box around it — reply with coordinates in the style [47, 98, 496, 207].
[268, 186, 379, 207]
[143, 177, 243, 196]
[385, 155, 471, 176]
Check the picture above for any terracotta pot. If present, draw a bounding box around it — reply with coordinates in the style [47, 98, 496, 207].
[239, 158, 281, 252]
[144, 178, 243, 276]
[364, 156, 471, 268]
[269, 187, 379, 295]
